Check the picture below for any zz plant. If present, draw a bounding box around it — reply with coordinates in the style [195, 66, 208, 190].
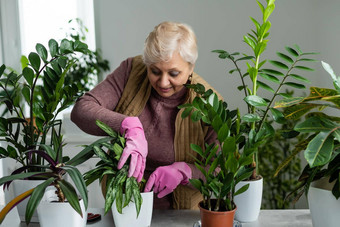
[79, 120, 143, 217]
[179, 85, 254, 211]
[212, 0, 317, 179]
[0, 38, 88, 170]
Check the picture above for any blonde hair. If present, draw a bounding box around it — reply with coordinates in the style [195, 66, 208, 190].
[143, 21, 198, 66]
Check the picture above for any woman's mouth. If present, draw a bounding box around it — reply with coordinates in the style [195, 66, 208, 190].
[159, 87, 172, 93]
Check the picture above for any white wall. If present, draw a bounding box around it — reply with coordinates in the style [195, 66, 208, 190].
[93, 0, 340, 111]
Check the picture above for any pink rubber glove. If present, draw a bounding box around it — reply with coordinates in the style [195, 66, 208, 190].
[118, 117, 148, 182]
[144, 162, 192, 198]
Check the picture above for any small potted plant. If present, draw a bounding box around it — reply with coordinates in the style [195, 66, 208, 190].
[76, 120, 153, 227]
[0, 127, 89, 226]
[211, 0, 317, 221]
[179, 84, 254, 227]
[0, 37, 89, 222]
[274, 61, 340, 227]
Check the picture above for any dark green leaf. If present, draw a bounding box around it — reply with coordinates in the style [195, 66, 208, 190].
[59, 180, 82, 217]
[284, 82, 306, 89]
[234, 184, 250, 196]
[259, 73, 280, 84]
[60, 39, 73, 54]
[276, 52, 294, 64]
[63, 165, 88, 209]
[95, 120, 117, 138]
[28, 52, 41, 72]
[244, 95, 267, 107]
[25, 178, 54, 225]
[261, 69, 284, 76]
[269, 60, 289, 70]
[241, 114, 261, 122]
[22, 67, 34, 87]
[257, 81, 275, 93]
[36, 43, 48, 62]
[294, 66, 314, 71]
[48, 39, 58, 57]
[285, 46, 299, 57]
[289, 74, 310, 83]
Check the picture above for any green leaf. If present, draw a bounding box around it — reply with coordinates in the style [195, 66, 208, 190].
[269, 60, 289, 70]
[284, 82, 306, 89]
[244, 95, 268, 107]
[263, 3, 275, 22]
[257, 81, 275, 93]
[22, 85, 30, 104]
[294, 117, 337, 133]
[58, 180, 82, 217]
[62, 166, 88, 209]
[283, 103, 316, 120]
[36, 43, 48, 62]
[124, 177, 133, 207]
[0, 172, 42, 186]
[22, 67, 34, 87]
[104, 177, 117, 214]
[289, 74, 310, 83]
[28, 52, 41, 72]
[93, 146, 112, 164]
[48, 39, 59, 57]
[276, 52, 294, 64]
[259, 73, 280, 84]
[25, 178, 54, 225]
[241, 113, 261, 122]
[236, 56, 255, 62]
[304, 131, 334, 168]
[60, 39, 73, 54]
[95, 120, 118, 138]
[261, 69, 284, 76]
[244, 36, 256, 50]
[294, 66, 314, 71]
[322, 61, 340, 92]
[132, 183, 142, 217]
[190, 144, 204, 158]
[285, 46, 299, 57]
[270, 108, 285, 123]
[234, 183, 250, 196]
[189, 179, 202, 191]
[217, 124, 229, 143]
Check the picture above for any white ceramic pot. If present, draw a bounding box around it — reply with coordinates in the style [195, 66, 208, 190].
[308, 178, 340, 227]
[37, 190, 87, 227]
[12, 179, 45, 222]
[112, 191, 153, 227]
[234, 177, 263, 223]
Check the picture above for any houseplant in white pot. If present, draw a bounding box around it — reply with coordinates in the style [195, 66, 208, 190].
[211, 0, 317, 221]
[0, 37, 90, 222]
[179, 84, 254, 227]
[80, 120, 153, 227]
[274, 61, 340, 227]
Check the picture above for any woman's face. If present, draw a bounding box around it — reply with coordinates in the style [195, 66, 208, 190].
[147, 52, 194, 98]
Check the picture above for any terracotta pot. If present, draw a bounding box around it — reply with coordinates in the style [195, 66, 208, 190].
[198, 200, 236, 227]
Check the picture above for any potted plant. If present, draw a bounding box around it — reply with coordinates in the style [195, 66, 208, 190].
[77, 120, 153, 227]
[211, 0, 317, 221]
[274, 61, 340, 227]
[179, 84, 254, 227]
[0, 38, 90, 223]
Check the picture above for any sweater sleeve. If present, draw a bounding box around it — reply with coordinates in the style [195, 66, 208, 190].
[71, 57, 133, 135]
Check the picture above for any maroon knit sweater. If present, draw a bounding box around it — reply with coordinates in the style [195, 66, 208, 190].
[71, 57, 218, 209]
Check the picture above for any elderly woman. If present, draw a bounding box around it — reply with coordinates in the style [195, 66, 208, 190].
[71, 21, 222, 209]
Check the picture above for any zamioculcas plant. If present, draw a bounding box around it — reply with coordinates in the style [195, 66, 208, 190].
[212, 0, 317, 179]
[179, 84, 254, 211]
[79, 120, 144, 217]
[274, 61, 340, 200]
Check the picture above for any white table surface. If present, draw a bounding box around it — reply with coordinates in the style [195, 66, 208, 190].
[10, 208, 312, 227]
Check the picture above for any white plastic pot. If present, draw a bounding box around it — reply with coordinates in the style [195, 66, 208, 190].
[234, 177, 263, 223]
[112, 191, 153, 227]
[308, 178, 340, 227]
[37, 190, 87, 227]
[12, 179, 45, 222]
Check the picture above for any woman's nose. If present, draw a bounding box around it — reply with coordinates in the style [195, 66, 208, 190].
[158, 75, 170, 87]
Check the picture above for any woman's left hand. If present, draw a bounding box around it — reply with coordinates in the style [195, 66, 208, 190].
[144, 162, 192, 198]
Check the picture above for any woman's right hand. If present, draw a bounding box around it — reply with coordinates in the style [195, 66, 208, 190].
[118, 117, 148, 182]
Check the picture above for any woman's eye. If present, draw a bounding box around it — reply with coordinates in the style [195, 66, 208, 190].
[169, 71, 180, 77]
[151, 69, 161, 75]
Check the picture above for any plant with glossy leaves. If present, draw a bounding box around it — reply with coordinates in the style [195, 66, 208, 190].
[179, 84, 254, 211]
[0, 38, 90, 224]
[76, 120, 144, 217]
[211, 0, 317, 179]
[274, 61, 340, 200]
